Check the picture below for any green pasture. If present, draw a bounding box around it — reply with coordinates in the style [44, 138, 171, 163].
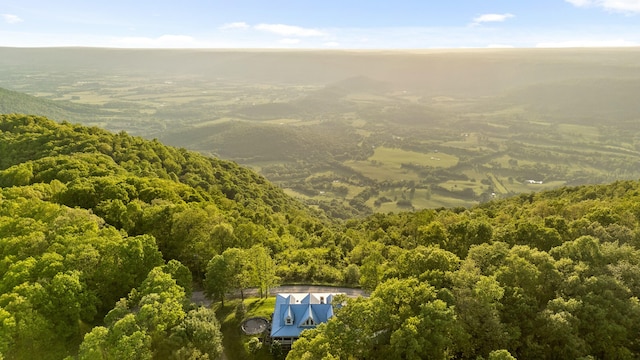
[507, 180, 567, 193]
[557, 123, 600, 141]
[263, 118, 302, 125]
[459, 172, 480, 184]
[422, 193, 476, 209]
[439, 180, 488, 195]
[489, 154, 538, 169]
[345, 160, 421, 181]
[527, 120, 551, 126]
[345, 92, 391, 103]
[369, 188, 475, 212]
[366, 189, 478, 213]
[372, 201, 405, 213]
[282, 183, 365, 202]
[441, 133, 482, 150]
[347, 147, 458, 182]
[485, 121, 510, 129]
[193, 117, 234, 127]
[335, 182, 367, 199]
[54, 92, 113, 105]
[355, 129, 372, 137]
[369, 147, 458, 167]
[486, 173, 508, 194]
[282, 188, 313, 200]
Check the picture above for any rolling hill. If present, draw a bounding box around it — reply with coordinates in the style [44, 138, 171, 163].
[0, 86, 98, 122]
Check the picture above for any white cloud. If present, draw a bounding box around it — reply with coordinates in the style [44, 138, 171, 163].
[254, 23, 325, 37]
[219, 22, 250, 30]
[565, 0, 640, 14]
[324, 41, 340, 47]
[536, 39, 639, 47]
[2, 14, 23, 24]
[279, 38, 300, 44]
[471, 13, 515, 26]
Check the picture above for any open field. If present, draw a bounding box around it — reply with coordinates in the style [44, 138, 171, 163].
[345, 159, 423, 182]
[2, 47, 640, 216]
[369, 147, 458, 168]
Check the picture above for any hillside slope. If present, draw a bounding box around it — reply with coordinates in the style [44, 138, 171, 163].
[0, 114, 334, 274]
[0, 87, 103, 123]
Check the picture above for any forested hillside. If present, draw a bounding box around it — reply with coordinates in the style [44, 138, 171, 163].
[2, 113, 640, 359]
[0, 114, 342, 359]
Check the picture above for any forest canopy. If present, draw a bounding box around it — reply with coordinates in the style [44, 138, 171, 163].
[2, 114, 640, 359]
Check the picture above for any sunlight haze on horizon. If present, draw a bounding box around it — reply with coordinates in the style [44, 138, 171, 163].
[1, 0, 640, 49]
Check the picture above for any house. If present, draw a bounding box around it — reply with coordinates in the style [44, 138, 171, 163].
[270, 292, 341, 347]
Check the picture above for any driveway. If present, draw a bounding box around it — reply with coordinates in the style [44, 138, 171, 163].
[191, 285, 367, 307]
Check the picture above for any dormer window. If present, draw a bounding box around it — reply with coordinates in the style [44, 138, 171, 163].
[302, 317, 315, 327]
[284, 306, 294, 325]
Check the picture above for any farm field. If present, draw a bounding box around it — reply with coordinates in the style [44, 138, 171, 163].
[1, 47, 640, 216]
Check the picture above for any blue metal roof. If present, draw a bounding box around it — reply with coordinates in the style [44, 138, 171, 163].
[270, 293, 340, 338]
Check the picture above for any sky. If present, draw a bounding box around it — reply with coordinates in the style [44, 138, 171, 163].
[1, 0, 640, 49]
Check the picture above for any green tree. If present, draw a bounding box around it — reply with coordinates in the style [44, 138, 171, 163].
[343, 264, 361, 286]
[488, 349, 516, 360]
[388, 299, 460, 360]
[248, 245, 279, 298]
[359, 251, 386, 292]
[204, 254, 229, 307]
[168, 307, 223, 359]
[417, 221, 449, 248]
[162, 260, 193, 299]
[451, 262, 507, 359]
[204, 247, 252, 305]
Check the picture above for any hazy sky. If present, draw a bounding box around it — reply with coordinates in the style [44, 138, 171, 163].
[1, 0, 639, 48]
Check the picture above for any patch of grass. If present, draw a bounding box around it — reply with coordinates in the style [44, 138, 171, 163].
[418, 193, 473, 209]
[368, 188, 474, 212]
[369, 147, 458, 168]
[263, 118, 302, 125]
[245, 297, 277, 319]
[506, 179, 567, 193]
[215, 299, 245, 359]
[556, 123, 600, 141]
[345, 160, 420, 182]
[215, 297, 278, 360]
[486, 173, 508, 194]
